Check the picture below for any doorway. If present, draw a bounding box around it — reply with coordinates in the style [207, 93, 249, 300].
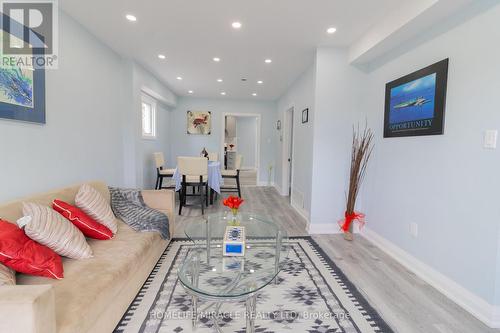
[282, 107, 294, 199]
[221, 113, 261, 186]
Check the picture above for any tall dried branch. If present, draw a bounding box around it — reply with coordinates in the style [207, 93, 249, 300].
[346, 123, 374, 215]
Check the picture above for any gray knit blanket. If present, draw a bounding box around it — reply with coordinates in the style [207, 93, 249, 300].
[109, 187, 170, 240]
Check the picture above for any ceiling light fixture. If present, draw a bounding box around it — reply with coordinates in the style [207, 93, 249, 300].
[176, 76, 183, 80]
[158, 54, 166, 60]
[125, 14, 137, 22]
[252, 93, 257, 96]
[257, 80, 263, 84]
[188, 90, 194, 94]
[265, 59, 272, 64]
[232, 22, 242, 29]
[217, 78, 223, 82]
[327, 27, 337, 34]
[221, 92, 226, 96]
[213, 57, 221, 62]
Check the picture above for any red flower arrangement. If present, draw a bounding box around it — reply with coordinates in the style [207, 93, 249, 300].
[223, 196, 244, 213]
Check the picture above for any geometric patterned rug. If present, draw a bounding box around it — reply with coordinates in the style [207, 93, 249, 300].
[114, 237, 393, 333]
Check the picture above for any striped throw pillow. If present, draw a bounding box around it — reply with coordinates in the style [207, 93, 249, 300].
[0, 263, 15, 286]
[21, 203, 93, 259]
[75, 184, 117, 234]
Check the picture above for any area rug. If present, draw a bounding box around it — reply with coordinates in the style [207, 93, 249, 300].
[114, 237, 393, 333]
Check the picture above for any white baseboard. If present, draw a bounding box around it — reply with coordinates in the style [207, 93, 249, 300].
[290, 200, 310, 226]
[272, 183, 287, 196]
[308, 221, 362, 235]
[362, 227, 500, 328]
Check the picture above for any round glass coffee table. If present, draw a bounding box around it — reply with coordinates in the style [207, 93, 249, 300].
[178, 212, 289, 333]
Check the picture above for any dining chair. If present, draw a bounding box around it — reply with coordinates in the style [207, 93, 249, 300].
[177, 156, 209, 215]
[221, 154, 242, 197]
[208, 152, 219, 161]
[154, 152, 176, 190]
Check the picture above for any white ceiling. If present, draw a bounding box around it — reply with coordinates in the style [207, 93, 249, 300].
[60, 0, 410, 101]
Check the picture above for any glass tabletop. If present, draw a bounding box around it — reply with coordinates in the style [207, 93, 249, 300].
[178, 212, 289, 298]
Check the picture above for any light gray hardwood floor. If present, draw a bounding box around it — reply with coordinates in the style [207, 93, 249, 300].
[174, 186, 497, 333]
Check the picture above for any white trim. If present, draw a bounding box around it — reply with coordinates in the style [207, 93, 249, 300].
[141, 93, 157, 139]
[290, 200, 310, 226]
[221, 113, 261, 179]
[281, 107, 294, 196]
[362, 227, 500, 328]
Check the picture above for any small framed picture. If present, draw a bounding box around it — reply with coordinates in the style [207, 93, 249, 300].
[302, 108, 309, 124]
[276, 120, 281, 130]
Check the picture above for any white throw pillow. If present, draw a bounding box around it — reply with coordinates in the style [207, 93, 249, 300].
[0, 263, 15, 286]
[75, 184, 117, 234]
[21, 203, 93, 259]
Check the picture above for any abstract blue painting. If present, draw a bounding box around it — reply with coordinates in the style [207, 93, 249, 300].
[0, 14, 46, 124]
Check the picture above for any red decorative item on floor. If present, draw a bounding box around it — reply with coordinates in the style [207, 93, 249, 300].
[0, 219, 63, 279]
[53, 200, 114, 240]
[339, 212, 366, 233]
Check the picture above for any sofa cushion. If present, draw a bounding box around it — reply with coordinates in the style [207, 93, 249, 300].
[16, 220, 168, 333]
[22, 203, 93, 259]
[0, 219, 63, 279]
[75, 184, 117, 234]
[52, 200, 113, 240]
[0, 263, 15, 286]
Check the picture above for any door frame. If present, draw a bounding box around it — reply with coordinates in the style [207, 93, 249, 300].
[220, 112, 261, 174]
[281, 107, 294, 197]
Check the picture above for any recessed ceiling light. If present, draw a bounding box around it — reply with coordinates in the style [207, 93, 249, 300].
[265, 59, 272, 64]
[257, 80, 263, 84]
[232, 22, 242, 29]
[188, 90, 194, 94]
[252, 93, 257, 96]
[176, 76, 183, 80]
[221, 92, 226, 96]
[158, 54, 166, 60]
[125, 14, 137, 22]
[213, 57, 221, 62]
[327, 27, 337, 34]
[217, 78, 223, 82]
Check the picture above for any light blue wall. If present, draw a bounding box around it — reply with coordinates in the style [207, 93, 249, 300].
[276, 65, 316, 218]
[310, 48, 366, 226]
[0, 11, 176, 202]
[361, 4, 500, 304]
[0, 12, 127, 202]
[131, 64, 176, 189]
[171, 97, 277, 184]
[235, 117, 258, 169]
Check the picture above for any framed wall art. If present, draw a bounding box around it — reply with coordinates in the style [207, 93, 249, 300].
[384, 58, 449, 138]
[187, 110, 211, 135]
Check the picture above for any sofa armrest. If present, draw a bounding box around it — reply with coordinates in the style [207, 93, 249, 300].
[142, 189, 175, 238]
[0, 285, 56, 333]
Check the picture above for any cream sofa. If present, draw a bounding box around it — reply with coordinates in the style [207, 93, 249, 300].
[0, 181, 175, 333]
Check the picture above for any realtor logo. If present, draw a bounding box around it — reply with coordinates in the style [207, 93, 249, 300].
[1, 0, 59, 68]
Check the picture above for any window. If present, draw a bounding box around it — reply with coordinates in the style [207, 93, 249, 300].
[141, 94, 156, 139]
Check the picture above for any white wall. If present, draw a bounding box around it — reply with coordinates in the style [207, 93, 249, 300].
[361, 4, 500, 305]
[235, 116, 258, 169]
[171, 97, 276, 184]
[0, 12, 127, 202]
[276, 65, 316, 219]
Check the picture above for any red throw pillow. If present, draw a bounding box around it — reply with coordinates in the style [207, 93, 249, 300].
[52, 200, 113, 240]
[0, 219, 63, 279]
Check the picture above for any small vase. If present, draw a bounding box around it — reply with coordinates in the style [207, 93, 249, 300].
[344, 223, 354, 241]
[228, 209, 241, 226]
